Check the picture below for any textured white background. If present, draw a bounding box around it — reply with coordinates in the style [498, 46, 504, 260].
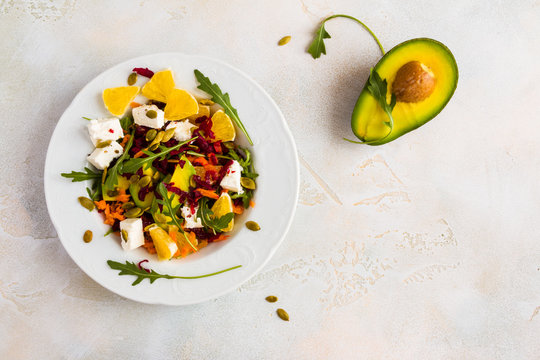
[1, 0, 539, 359]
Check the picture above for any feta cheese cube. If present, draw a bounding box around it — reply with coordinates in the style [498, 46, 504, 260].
[87, 118, 123, 146]
[220, 160, 243, 194]
[132, 105, 165, 129]
[181, 204, 203, 229]
[166, 120, 197, 142]
[119, 218, 145, 251]
[87, 141, 123, 170]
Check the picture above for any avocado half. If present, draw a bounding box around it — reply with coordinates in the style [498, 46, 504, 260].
[351, 38, 458, 145]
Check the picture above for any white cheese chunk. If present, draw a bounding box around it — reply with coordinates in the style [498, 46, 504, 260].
[166, 120, 197, 142]
[132, 105, 165, 129]
[87, 141, 123, 170]
[181, 204, 203, 229]
[87, 118, 123, 146]
[220, 160, 243, 194]
[119, 218, 145, 251]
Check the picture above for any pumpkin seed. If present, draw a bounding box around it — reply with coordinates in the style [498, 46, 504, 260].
[122, 201, 135, 210]
[145, 129, 157, 142]
[276, 308, 289, 321]
[154, 130, 165, 143]
[129, 174, 140, 184]
[245, 221, 261, 231]
[152, 171, 161, 182]
[124, 207, 143, 218]
[83, 230, 93, 243]
[278, 36, 291, 46]
[240, 177, 256, 190]
[107, 189, 118, 197]
[138, 175, 152, 188]
[121, 229, 129, 242]
[96, 139, 112, 148]
[154, 213, 168, 224]
[189, 177, 196, 188]
[78, 196, 95, 211]
[148, 142, 159, 151]
[101, 167, 107, 184]
[265, 296, 278, 303]
[198, 99, 214, 105]
[146, 109, 157, 119]
[144, 223, 156, 232]
[162, 127, 176, 142]
[127, 72, 137, 85]
[223, 142, 235, 150]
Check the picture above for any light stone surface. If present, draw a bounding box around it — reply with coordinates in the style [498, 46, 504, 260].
[1, 0, 540, 359]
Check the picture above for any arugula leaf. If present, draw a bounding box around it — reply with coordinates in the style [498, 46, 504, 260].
[194, 69, 253, 146]
[119, 115, 133, 132]
[121, 138, 194, 174]
[343, 69, 396, 144]
[156, 183, 198, 252]
[197, 198, 235, 234]
[82, 116, 92, 120]
[61, 167, 102, 182]
[308, 14, 385, 59]
[107, 260, 242, 286]
[104, 133, 134, 190]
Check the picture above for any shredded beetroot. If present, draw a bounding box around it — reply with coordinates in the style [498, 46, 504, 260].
[138, 185, 152, 201]
[132, 67, 155, 78]
[137, 260, 151, 273]
[178, 159, 186, 168]
[213, 141, 222, 154]
[192, 175, 213, 190]
[198, 118, 215, 140]
[208, 153, 218, 165]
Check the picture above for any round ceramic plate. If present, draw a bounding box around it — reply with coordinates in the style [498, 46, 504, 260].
[44, 53, 299, 305]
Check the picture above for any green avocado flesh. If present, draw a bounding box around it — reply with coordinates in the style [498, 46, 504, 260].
[129, 183, 154, 209]
[351, 38, 458, 145]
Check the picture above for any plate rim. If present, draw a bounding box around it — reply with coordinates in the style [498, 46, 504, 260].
[43, 52, 299, 305]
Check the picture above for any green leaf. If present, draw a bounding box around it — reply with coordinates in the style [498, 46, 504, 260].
[307, 14, 385, 59]
[194, 69, 253, 145]
[307, 24, 331, 59]
[121, 138, 193, 174]
[104, 133, 134, 190]
[156, 182, 198, 252]
[61, 167, 101, 182]
[107, 260, 242, 286]
[119, 115, 133, 132]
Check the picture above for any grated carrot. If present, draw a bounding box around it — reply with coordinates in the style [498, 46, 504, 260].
[119, 134, 131, 148]
[116, 188, 130, 203]
[192, 157, 209, 166]
[130, 102, 142, 108]
[232, 204, 244, 214]
[196, 188, 219, 200]
[213, 234, 230, 242]
[249, 200, 256, 208]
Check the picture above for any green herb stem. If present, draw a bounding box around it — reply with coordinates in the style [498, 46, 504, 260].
[324, 14, 384, 55]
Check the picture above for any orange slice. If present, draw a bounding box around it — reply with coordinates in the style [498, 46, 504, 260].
[164, 89, 199, 120]
[211, 110, 236, 141]
[211, 192, 234, 232]
[141, 69, 175, 103]
[102, 86, 140, 116]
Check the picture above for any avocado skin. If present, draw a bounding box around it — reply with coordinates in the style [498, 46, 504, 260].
[351, 38, 458, 145]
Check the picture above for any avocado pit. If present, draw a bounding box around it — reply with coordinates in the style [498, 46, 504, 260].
[392, 61, 436, 103]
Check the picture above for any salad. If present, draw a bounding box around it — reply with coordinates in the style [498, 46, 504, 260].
[62, 67, 257, 262]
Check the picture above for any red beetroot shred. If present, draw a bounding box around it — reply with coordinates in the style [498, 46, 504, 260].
[132, 67, 155, 78]
[137, 260, 151, 273]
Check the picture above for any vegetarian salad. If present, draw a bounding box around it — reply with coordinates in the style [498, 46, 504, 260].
[62, 67, 257, 263]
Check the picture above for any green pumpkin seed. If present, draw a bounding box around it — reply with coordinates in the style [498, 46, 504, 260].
[152, 171, 161, 182]
[96, 139, 112, 148]
[129, 174, 140, 184]
[223, 142, 235, 150]
[107, 189, 118, 197]
[101, 167, 107, 184]
[127, 72, 137, 85]
[276, 308, 289, 321]
[155, 130, 165, 143]
[138, 175, 152, 188]
[146, 129, 157, 142]
[245, 221, 261, 231]
[198, 99, 214, 105]
[189, 177, 196, 188]
[124, 207, 143, 218]
[240, 177, 256, 190]
[146, 109, 157, 119]
[83, 230, 93, 243]
[278, 36, 291, 46]
[162, 127, 176, 142]
[148, 142, 159, 151]
[121, 229, 129, 242]
[154, 213, 168, 224]
[122, 201, 135, 210]
[265, 296, 278, 303]
[78, 196, 95, 211]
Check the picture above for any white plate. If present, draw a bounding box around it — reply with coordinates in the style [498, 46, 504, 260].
[44, 53, 299, 305]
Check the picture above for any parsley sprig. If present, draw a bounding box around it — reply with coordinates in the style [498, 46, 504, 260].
[197, 198, 235, 234]
[344, 69, 396, 144]
[194, 69, 253, 145]
[308, 14, 385, 59]
[107, 260, 242, 286]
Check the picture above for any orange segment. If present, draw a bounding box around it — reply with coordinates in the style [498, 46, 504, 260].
[102, 86, 140, 116]
[211, 192, 234, 232]
[164, 89, 199, 120]
[211, 110, 236, 141]
[141, 69, 175, 103]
